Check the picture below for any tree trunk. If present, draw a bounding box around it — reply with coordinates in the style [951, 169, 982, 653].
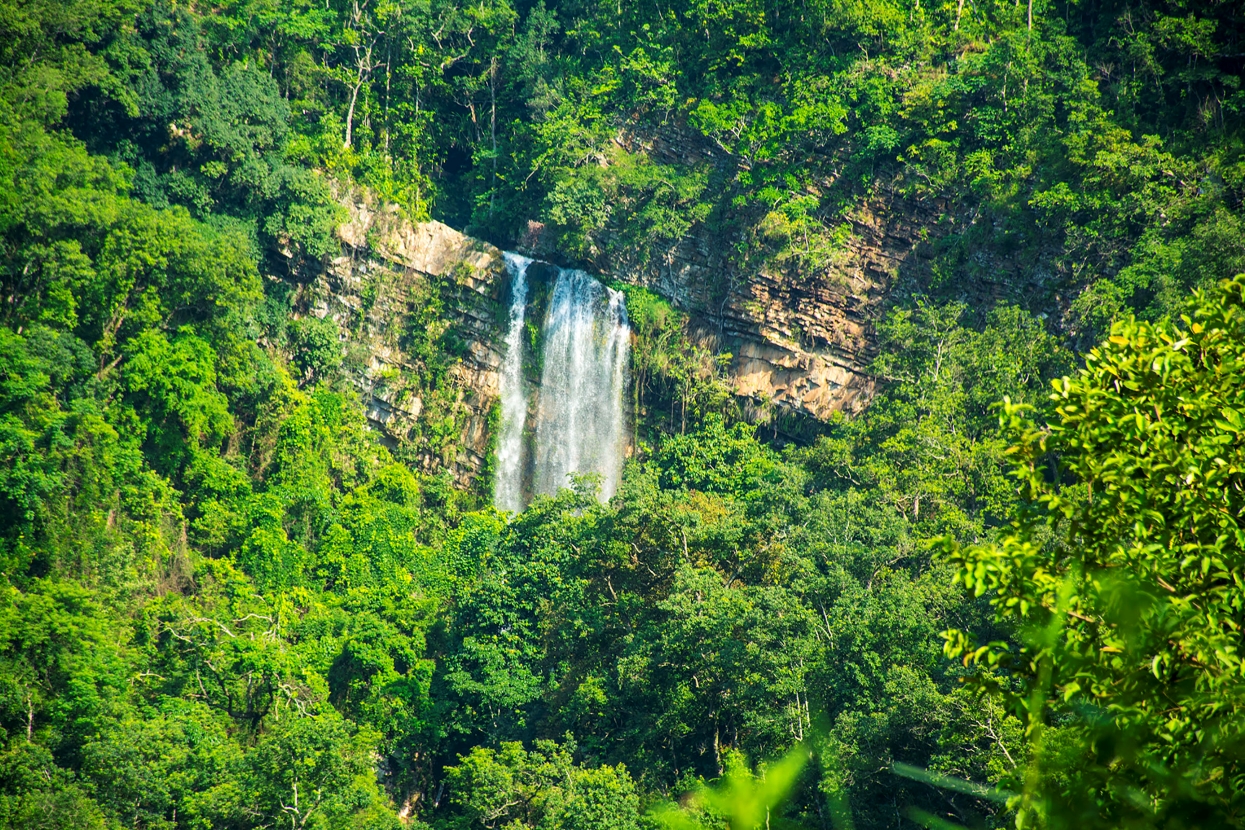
[489, 57, 498, 217]
[345, 80, 362, 148]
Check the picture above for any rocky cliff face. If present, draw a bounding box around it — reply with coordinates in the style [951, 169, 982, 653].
[300, 158, 936, 486]
[298, 191, 510, 486]
[594, 203, 920, 421]
[576, 122, 938, 422]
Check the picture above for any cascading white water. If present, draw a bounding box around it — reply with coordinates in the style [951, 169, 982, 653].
[492, 252, 531, 513]
[532, 268, 630, 502]
[492, 256, 630, 511]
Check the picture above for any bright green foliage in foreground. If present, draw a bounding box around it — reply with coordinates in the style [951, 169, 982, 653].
[943, 275, 1245, 827]
[652, 743, 813, 830]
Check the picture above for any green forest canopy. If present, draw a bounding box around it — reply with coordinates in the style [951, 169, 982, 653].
[1, 0, 1244, 828]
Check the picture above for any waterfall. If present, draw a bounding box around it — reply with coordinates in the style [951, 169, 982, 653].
[533, 268, 630, 502]
[493, 252, 531, 513]
[492, 256, 630, 511]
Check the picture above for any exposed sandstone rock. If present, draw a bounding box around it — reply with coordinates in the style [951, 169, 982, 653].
[307, 153, 934, 488]
[577, 123, 938, 421]
[298, 189, 508, 486]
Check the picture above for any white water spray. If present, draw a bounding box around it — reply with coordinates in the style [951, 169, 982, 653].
[492, 257, 630, 511]
[533, 268, 630, 502]
[493, 252, 531, 513]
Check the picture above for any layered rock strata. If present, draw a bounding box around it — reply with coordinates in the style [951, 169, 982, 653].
[300, 192, 509, 485]
[583, 123, 937, 420]
[300, 163, 935, 486]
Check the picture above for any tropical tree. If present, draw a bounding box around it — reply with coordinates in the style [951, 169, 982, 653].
[942, 275, 1245, 827]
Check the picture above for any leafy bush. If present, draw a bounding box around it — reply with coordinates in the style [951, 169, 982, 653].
[942, 275, 1245, 827]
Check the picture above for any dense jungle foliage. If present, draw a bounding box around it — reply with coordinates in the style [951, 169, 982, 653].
[2, 0, 1244, 827]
